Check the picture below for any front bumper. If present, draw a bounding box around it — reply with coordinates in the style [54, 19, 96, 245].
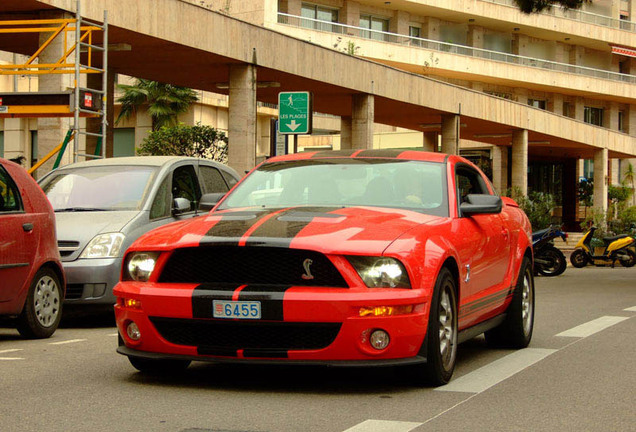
[63, 257, 122, 305]
[114, 281, 431, 363]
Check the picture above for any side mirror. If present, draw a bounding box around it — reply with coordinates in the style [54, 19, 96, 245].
[172, 197, 191, 215]
[460, 194, 502, 216]
[199, 192, 226, 211]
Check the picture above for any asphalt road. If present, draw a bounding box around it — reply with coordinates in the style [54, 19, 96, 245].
[1, 266, 635, 432]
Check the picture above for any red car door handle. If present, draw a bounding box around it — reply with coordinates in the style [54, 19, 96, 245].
[23, 223, 34, 232]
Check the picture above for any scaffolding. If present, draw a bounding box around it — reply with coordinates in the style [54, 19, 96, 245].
[0, 0, 108, 163]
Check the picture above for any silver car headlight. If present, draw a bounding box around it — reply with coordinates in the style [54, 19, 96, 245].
[79, 233, 125, 259]
[348, 256, 411, 288]
[124, 252, 160, 282]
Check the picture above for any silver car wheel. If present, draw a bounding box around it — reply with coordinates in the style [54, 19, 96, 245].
[438, 286, 457, 370]
[521, 270, 533, 336]
[33, 276, 60, 328]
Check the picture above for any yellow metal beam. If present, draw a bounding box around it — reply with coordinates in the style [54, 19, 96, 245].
[28, 133, 74, 175]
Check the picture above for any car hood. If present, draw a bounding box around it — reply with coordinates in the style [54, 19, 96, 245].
[132, 206, 444, 255]
[54, 211, 139, 243]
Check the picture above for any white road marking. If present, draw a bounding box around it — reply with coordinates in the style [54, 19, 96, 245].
[0, 357, 24, 361]
[556, 316, 629, 338]
[0, 349, 23, 354]
[48, 339, 87, 345]
[624, 306, 636, 312]
[435, 348, 556, 394]
[108, 333, 119, 337]
[343, 420, 422, 432]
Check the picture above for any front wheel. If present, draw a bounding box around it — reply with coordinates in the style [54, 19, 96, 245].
[570, 249, 589, 268]
[485, 256, 534, 348]
[404, 268, 458, 386]
[128, 356, 191, 374]
[617, 248, 636, 268]
[536, 246, 567, 276]
[16, 267, 63, 339]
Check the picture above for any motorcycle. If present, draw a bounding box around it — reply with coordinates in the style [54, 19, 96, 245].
[569, 227, 636, 268]
[533, 225, 568, 276]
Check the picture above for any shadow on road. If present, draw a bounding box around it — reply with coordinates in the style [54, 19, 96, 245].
[60, 305, 116, 328]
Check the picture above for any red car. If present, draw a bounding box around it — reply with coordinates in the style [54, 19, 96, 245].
[114, 150, 533, 385]
[0, 158, 65, 338]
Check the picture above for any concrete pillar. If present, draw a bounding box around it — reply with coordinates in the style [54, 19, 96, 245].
[390, 10, 409, 35]
[2, 118, 29, 161]
[511, 34, 529, 56]
[341, 1, 360, 35]
[627, 104, 636, 136]
[511, 129, 528, 195]
[554, 42, 567, 63]
[340, 116, 352, 150]
[593, 148, 608, 213]
[605, 102, 620, 130]
[610, 159, 620, 186]
[422, 17, 440, 40]
[574, 97, 585, 122]
[228, 64, 257, 174]
[37, 11, 75, 176]
[491, 145, 509, 194]
[548, 94, 564, 116]
[351, 94, 374, 150]
[563, 159, 578, 231]
[467, 25, 484, 49]
[423, 132, 437, 152]
[441, 114, 459, 155]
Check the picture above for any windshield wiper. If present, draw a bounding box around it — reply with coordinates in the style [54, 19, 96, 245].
[54, 207, 109, 212]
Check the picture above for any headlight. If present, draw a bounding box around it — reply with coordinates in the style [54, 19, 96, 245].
[124, 252, 159, 282]
[348, 256, 411, 288]
[79, 233, 125, 258]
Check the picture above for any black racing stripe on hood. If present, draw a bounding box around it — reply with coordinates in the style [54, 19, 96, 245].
[238, 285, 292, 321]
[244, 207, 341, 248]
[202, 210, 274, 246]
[192, 283, 242, 319]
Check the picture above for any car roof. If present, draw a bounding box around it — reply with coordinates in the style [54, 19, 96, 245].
[265, 149, 450, 164]
[52, 156, 230, 170]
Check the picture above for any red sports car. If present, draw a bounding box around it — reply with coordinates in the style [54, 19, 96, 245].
[114, 149, 533, 385]
[1, 158, 65, 338]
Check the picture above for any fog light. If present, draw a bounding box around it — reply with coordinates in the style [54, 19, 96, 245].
[127, 322, 141, 341]
[369, 329, 390, 350]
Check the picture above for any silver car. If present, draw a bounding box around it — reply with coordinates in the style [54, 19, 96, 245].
[38, 156, 241, 306]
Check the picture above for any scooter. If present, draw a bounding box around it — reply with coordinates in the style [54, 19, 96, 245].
[533, 225, 568, 276]
[569, 227, 636, 268]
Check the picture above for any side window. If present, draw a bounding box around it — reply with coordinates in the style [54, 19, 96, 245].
[221, 170, 238, 188]
[172, 165, 202, 211]
[149, 175, 171, 220]
[456, 166, 488, 205]
[0, 166, 23, 213]
[199, 166, 229, 194]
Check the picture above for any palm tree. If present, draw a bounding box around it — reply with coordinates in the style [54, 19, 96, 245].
[623, 162, 635, 206]
[116, 79, 199, 131]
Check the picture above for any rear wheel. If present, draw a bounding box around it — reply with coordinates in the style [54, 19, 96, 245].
[617, 248, 636, 268]
[128, 356, 191, 373]
[405, 268, 458, 386]
[536, 246, 567, 276]
[485, 257, 534, 348]
[569, 249, 589, 268]
[16, 267, 63, 339]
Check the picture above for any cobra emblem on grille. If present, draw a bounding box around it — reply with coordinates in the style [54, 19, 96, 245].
[302, 258, 314, 280]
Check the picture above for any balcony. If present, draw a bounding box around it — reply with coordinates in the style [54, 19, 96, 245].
[277, 13, 636, 85]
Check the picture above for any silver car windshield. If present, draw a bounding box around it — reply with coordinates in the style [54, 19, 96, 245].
[219, 158, 449, 217]
[41, 165, 157, 212]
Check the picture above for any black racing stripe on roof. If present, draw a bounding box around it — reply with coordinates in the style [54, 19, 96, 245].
[355, 149, 406, 158]
[310, 149, 357, 158]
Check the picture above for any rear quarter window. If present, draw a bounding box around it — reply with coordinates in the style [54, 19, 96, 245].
[0, 165, 23, 213]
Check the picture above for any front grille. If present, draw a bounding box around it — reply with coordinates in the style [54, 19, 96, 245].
[58, 241, 80, 258]
[159, 246, 348, 287]
[149, 317, 341, 351]
[65, 284, 84, 299]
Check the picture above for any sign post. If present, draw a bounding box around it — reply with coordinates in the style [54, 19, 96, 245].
[278, 91, 312, 135]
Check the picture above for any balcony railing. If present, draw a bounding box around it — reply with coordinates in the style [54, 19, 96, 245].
[482, 0, 636, 33]
[277, 13, 636, 85]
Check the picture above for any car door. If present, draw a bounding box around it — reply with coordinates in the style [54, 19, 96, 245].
[453, 165, 510, 327]
[0, 164, 35, 302]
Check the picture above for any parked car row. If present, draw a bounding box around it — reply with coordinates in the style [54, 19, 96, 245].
[0, 156, 241, 338]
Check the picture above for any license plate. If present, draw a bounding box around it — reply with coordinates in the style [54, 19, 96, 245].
[213, 300, 261, 319]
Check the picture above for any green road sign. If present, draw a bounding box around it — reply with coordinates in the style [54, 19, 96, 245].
[278, 91, 312, 134]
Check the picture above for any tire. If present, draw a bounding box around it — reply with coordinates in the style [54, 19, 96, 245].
[485, 256, 534, 349]
[617, 248, 636, 268]
[128, 356, 191, 373]
[16, 267, 63, 339]
[536, 246, 567, 277]
[405, 268, 458, 386]
[569, 249, 589, 268]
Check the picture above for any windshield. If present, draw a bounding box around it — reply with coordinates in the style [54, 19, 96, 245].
[219, 158, 448, 217]
[41, 165, 157, 212]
